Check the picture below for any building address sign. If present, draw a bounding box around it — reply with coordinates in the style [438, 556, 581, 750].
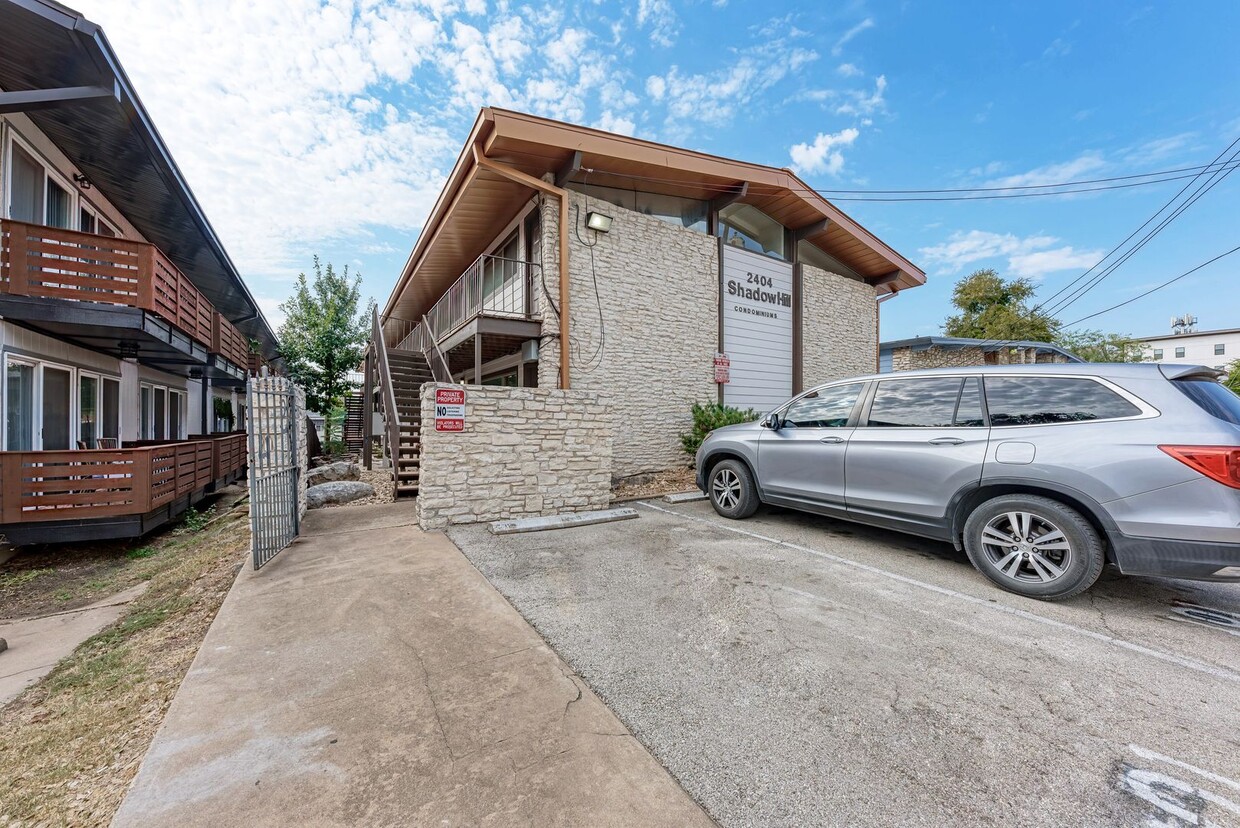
[720, 246, 794, 411]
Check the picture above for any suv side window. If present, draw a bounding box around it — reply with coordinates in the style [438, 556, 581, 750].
[866, 377, 966, 427]
[781, 383, 863, 428]
[985, 376, 1141, 426]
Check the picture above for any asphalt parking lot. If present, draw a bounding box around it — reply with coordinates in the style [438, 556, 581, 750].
[449, 499, 1240, 828]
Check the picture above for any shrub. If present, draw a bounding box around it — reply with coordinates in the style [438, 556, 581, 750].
[680, 402, 759, 460]
[323, 438, 349, 458]
[178, 506, 213, 534]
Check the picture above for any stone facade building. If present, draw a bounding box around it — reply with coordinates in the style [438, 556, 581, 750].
[880, 337, 1082, 373]
[376, 108, 924, 489]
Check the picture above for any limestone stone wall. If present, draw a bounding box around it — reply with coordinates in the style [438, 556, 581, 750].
[890, 345, 1071, 371]
[536, 189, 718, 480]
[416, 383, 613, 530]
[801, 264, 878, 386]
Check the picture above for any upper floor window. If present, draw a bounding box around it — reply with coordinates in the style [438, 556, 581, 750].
[1215, 344, 1226, 356]
[718, 203, 786, 260]
[570, 183, 707, 233]
[8, 139, 74, 229]
[1175, 347, 1185, 358]
[1153, 349, 1163, 360]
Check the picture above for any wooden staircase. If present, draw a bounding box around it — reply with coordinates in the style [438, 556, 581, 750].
[387, 349, 433, 498]
[342, 392, 365, 454]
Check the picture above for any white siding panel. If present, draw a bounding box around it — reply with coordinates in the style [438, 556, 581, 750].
[721, 246, 794, 412]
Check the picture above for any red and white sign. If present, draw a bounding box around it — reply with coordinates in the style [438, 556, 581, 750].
[713, 352, 731, 384]
[434, 387, 466, 432]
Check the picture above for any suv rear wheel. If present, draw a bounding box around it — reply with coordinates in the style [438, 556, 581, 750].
[707, 459, 760, 519]
[963, 494, 1104, 600]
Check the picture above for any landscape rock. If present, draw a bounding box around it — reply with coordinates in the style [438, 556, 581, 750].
[306, 481, 374, 509]
[306, 461, 360, 487]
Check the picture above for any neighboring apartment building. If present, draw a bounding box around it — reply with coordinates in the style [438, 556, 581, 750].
[1137, 326, 1240, 371]
[377, 108, 925, 483]
[879, 336, 1082, 372]
[0, 0, 278, 542]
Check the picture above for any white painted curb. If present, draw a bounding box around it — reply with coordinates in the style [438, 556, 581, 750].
[489, 507, 640, 535]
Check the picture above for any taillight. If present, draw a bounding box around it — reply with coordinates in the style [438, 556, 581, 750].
[1159, 445, 1240, 489]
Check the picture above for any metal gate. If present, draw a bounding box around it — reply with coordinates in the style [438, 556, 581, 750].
[246, 376, 302, 569]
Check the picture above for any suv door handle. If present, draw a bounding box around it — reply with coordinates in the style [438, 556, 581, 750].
[928, 437, 965, 446]
[818, 435, 846, 444]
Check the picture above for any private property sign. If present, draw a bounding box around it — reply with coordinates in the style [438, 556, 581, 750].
[434, 387, 466, 432]
[713, 352, 730, 384]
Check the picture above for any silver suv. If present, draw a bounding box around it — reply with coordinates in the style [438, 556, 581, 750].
[696, 364, 1240, 600]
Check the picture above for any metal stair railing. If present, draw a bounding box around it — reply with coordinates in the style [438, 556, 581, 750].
[371, 307, 402, 474]
[420, 314, 453, 383]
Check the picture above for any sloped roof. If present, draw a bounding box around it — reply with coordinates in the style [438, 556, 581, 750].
[383, 108, 926, 327]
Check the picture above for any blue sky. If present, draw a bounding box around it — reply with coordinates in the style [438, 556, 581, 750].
[78, 0, 1240, 341]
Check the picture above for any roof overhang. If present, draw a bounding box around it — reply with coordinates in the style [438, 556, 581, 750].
[382, 107, 926, 327]
[0, 0, 278, 359]
[880, 336, 1085, 363]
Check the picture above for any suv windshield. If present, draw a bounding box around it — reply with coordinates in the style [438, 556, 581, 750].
[1173, 378, 1240, 426]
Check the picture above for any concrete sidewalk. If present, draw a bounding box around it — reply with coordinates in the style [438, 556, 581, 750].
[113, 503, 711, 827]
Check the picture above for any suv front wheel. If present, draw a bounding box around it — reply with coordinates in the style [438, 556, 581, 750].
[963, 494, 1105, 600]
[707, 459, 760, 519]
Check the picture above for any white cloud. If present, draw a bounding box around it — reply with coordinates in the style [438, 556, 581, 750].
[837, 62, 862, 77]
[835, 74, 886, 116]
[919, 230, 1103, 279]
[651, 43, 819, 131]
[986, 153, 1106, 188]
[636, 0, 679, 47]
[596, 111, 637, 136]
[789, 128, 859, 175]
[832, 18, 874, 56]
[1123, 132, 1196, 165]
[1009, 246, 1101, 278]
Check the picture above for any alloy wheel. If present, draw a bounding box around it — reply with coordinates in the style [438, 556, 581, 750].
[980, 511, 1074, 584]
[711, 468, 742, 510]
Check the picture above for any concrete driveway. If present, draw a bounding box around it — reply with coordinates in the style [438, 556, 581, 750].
[449, 499, 1240, 828]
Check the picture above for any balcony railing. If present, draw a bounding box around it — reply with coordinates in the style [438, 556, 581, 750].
[212, 311, 249, 368]
[0, 219, 240, 360]
[395, 254, 540, 351]
[0, 434, 246, 525]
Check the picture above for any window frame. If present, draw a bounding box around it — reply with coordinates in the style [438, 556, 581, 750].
[1215, 344, 1226, 356]
[4, 130, 79, 228]
[1153, 349, 1163, 360]
[981, 373, 1158, 429]
[1175, 347, 1186, 358]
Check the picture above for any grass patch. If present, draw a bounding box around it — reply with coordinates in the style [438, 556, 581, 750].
[0, 567, 54, 591]
[0, 491, 250, 826]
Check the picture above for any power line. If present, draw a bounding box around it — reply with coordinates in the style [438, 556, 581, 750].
[1062, 244, 1240, 328]
[573, 160, 1240, 202]
[973, 135, 1240, 350]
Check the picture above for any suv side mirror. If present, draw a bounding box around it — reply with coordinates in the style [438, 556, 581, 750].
[764, 414, 782, 430]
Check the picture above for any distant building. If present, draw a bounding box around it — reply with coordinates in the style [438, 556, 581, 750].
[1135, 326, 1240, 370]
[879, 336, 1082, 373]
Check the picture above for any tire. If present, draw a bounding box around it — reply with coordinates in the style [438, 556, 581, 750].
[962, 494, 1105, 601]
[707, 459, 760, 519]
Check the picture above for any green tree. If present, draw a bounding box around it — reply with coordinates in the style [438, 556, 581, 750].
[277, 257, 374, 442]
[1053, 329, 1149, 363]
[1224, 360, 1240, 395]
[943, 269, 1060, 342]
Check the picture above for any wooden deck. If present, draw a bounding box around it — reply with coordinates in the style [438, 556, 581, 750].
[0, 433, 246, 532]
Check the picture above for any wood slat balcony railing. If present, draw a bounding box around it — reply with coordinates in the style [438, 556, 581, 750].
[212, 312, 249, 368]
[0, 436, 248, 525]
[0, 219, 215, 348]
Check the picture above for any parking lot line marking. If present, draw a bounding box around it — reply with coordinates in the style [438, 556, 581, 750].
[636, 501, 1240, 686]
[1129, 745, 1240, 794]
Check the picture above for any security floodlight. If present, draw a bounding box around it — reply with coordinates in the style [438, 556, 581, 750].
[586, 211, 612, 233]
